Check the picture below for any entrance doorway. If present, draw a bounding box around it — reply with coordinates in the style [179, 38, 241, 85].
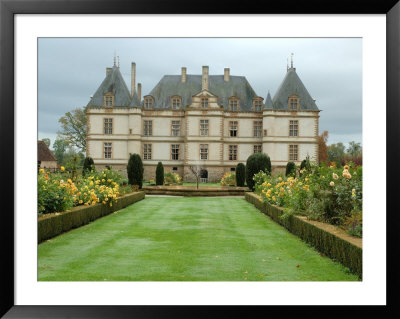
[200, 169, 208, 183]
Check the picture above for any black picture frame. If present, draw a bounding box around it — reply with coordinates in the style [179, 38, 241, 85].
[1, 0, 399, 317]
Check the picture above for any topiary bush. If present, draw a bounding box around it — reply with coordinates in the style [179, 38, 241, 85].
[236, 163, 246, 187]
[156, 162, 164, 185]
[127, 154, 144, 188]
[246, 153, 271, 191]
[82, 157, 95, 176]
[285, 162, 296, 177]
[300, 155, 312, 174]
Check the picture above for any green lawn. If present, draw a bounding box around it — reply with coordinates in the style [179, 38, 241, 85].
[38, 197, 359, 281]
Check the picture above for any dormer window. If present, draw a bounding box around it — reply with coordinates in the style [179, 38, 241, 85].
[104, 94, 114, 107]
[171, 97, 182, 110]
[253, 98, 263, 112]
[288, 95, 300, 110]
[144, 96, 154, 109]
[201, 97, 208, 108]
[229, 98, 239, 112]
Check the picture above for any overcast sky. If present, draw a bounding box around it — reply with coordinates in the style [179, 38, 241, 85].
[38, 38, 362, 149]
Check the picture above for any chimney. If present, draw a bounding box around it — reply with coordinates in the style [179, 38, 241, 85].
[202, 66, 209, 91]
[181, 67, 187, 83]
[137, 83, 142, 102]
[106, 67, 112, 76]
[131, 62, 136, 98]
[224, 68, 230, 82]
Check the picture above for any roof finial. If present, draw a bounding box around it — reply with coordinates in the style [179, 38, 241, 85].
[113, 51, 116, 67]
[117, 56, 120, 68]
[287, 58, 289, 72]
[291, 53, 294, 68]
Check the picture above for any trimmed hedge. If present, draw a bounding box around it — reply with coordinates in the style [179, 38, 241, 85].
[245, 192, 362, 278]
[245, 153, 271, 191]
[127, 154, 144, 188]
[236, 163, 246, 187]
[156, 162, 164, 185]
[38, 191, 145, 243]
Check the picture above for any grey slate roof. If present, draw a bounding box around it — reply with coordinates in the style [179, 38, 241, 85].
[147, 75, 259, 110]
[130, 91, 141, 107]
[87, 66, 132, 107]
[264, 91, 273, 109]
[272, 68, 319, 111]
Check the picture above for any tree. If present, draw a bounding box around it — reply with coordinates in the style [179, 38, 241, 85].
[52, 137, 68, 164]
[327, 142, 346, 166]
[317, 131, 329, 164]
[236, 163, 246, 187]
[347, 141, 362, 159]
[246, 153, 271, 191]
[156, 162, 164, 185]
[42, 138, 51, 148]
[286, 162, 296, 177]
[127, 154, 143, 188]
[189, 165, 204, 190]
[82, 157, 95, 176]
[58, 107, 87, 152]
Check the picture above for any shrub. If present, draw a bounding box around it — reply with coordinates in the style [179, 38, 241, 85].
[127, 154, 144, 188]
[82, 157, 95, 176]
[300, 155, 312, 174]
[156, 162, 164, 185]
[220, 172, 236, 186]
[236, 163, 246, 187]
[246, 153, 271, 191]
[164, 172, 182, 185]
[285, 162, 296, 177]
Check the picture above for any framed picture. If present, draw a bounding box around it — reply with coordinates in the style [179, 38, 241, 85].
[1, 0, 399, 317]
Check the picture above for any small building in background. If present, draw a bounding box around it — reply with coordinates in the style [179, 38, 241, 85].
[38, 140, 58, 171]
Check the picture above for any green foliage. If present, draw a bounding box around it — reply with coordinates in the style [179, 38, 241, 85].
[236, 163, 246, 187]
[127, 154, 143, 188]
[58, 107, 87, 152]
[53, 138, 68, 163]
[245, 153, 271, 191]
[82, 157, 95, 176]
[156, 162, 164, 185]
[300, 155, 312, 173]
[164, 172, 182, 185]
[220, 172, 236, 186]
[42, 138, 51, 148]
[327, 142, 346, 166]
[285, 162, 296, 177]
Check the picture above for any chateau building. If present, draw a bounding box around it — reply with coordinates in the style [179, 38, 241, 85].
[86, 60, 320, 182]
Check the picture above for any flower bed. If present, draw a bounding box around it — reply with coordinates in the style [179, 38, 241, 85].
[253, 163, 362, 237]
[220, 172, 236, 186]
[38, 191, 145, 243]
[38, 168, 133, 215]
[245, 192, 362, 278]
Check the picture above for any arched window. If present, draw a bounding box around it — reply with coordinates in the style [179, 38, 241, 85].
[144, 96, 154, 109]
[288, 95, 300, 110]
[229, 97, 240, 112]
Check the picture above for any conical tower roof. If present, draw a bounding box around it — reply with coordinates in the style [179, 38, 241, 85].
[272, 68, 319, 111]
[129, 91, 141, 107]
[87, 65, 132, 107]
[264, 91, 273, 109]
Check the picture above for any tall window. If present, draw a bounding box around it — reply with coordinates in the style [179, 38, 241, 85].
[229, 145, 238, 160]
[104, 95, 114, 107]
[253, 121, 262, 137]
[201, 97, 208, 108]
[229, 121, 238, 137]
[171, 120, 180, 136]
[104, 143, 112, 159]
[200, 119, 209, 136]
[144, 97, 154, 109]
[172, 97, 181, 110]
[229, 98, 239, 112]
[289, 144, 298, 161]
[200, 144, 208, 160]
[253, 99, 263, 112]
[143, 144, 152, 160]
[289, 120, 298, 136]
[104, 118, 113, 134]
[144, 120, 153, 136]
[171, 144, 180, 160]
[254, 144, 262, 154]
[289, 96, 299, 110]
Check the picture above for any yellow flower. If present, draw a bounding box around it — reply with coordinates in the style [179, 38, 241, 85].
[272, 196, 276, 202]
[109, 202, 112, 207]
[39, 168, 45, 174]
[332, 173, 339, 180]
[89, 181, 94, 186]
[60, 166, 65, 171]
[102, 179, 105, 182]
[330, 181, 335, 187]
[107, 179, 111, 183]
[344, 165, 349, 170]
[79, 200, 83, 204]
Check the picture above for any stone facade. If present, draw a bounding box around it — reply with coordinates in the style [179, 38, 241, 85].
[86, 62, 320, 182]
